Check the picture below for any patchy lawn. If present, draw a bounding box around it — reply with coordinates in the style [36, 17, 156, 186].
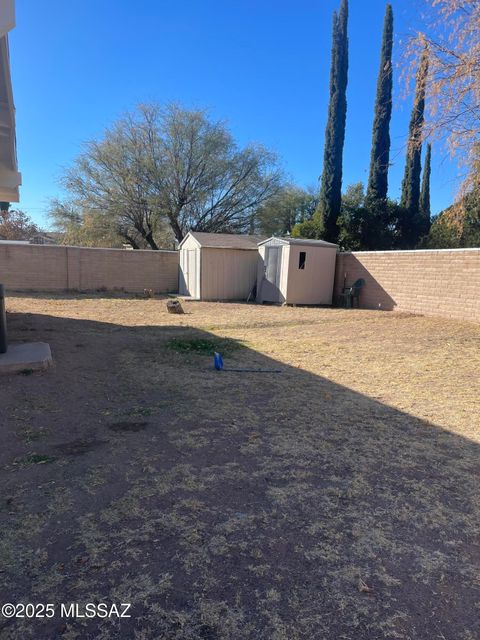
[0, 293, 479, 639]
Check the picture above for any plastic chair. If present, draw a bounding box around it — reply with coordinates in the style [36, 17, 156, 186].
[339, 278, 365, 308]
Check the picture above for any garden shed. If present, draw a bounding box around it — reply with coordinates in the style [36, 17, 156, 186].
[256, 237, 338, 305]
[178, 232, 265, 300]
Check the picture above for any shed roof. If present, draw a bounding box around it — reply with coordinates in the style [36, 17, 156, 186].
[181, 231, 266, 250]
[258, 236, 338, 248]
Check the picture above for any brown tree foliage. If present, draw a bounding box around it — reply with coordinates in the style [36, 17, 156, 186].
[408, 1, 480, 186]
[0, 208, 40, 241]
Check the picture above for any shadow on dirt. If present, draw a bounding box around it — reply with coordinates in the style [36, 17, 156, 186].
[0, 310, 478, 639]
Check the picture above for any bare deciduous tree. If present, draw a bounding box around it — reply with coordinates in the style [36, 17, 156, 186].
[141, 104, 282, 242]
[62, 112, 162, 249]
[407, 1, 480, 185]
[57, 104, 282, 247]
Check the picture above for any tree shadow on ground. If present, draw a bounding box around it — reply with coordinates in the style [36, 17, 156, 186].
[0, 311, 478, 640]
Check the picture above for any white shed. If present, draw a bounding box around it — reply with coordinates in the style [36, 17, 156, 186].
[178, 232, 264, 300]
[256, 237, 338, 305]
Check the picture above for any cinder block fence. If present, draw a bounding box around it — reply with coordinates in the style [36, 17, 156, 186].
[1, 242, 479, 323]
[0, 244, 179, 293]
[334, 248, 480, 323]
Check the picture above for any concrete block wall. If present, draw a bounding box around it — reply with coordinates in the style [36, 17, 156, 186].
[1, 243, 479, 323]
[334, 248, 480, 323]
[0, 244, 179, 293]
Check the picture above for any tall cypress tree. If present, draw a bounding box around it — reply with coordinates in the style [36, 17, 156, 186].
[319, 0, 349, 243]
[419, 142, 432, 235]
[400, 46, 429, 245]
[367, 4, 394, 202]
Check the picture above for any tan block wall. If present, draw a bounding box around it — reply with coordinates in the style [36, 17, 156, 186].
[0, 244, 179, 293]
[334, 249, 480, 323]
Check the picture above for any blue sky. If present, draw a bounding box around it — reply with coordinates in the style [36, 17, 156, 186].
[10, 0, 458, 228]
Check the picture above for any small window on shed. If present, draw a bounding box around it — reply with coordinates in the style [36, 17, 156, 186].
[298, 251, 306, 270]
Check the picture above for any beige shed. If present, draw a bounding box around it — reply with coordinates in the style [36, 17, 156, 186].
[256, 237, 338, 305]
[178, 232, 264, 300]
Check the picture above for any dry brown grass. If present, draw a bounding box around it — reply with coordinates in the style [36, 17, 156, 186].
[9, 292, 479, 438]
[0, 293, 479, 639]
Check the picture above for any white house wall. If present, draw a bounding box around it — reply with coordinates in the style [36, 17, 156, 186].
[0, 1, 20, 202]
[0, 1, 15, 38]
[201, 248, 258, 300]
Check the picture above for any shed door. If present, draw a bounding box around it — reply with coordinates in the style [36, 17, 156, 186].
[179, 249, 199, 298]
[261, 246, 282, 302]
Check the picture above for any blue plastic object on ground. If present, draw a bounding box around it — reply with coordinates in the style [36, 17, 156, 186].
[214, 352, 224, 370]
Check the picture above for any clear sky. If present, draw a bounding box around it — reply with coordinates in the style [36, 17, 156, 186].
[10, 0, 459, 228]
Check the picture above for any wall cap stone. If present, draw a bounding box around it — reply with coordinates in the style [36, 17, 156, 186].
[339, 248, 480, 256]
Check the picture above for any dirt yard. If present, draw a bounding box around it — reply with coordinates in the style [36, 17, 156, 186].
[1, 293, 479, 640]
